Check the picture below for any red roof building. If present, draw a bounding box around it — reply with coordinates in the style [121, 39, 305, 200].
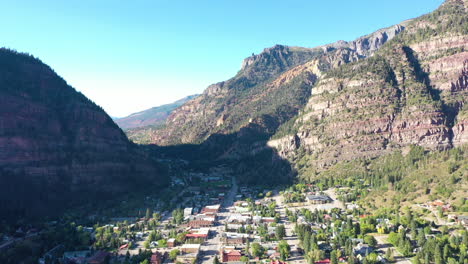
[315, 259, 330, 264]
[221, 249, 242, 262]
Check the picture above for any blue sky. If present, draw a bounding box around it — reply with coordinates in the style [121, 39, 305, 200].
[0, 0, 444, 117]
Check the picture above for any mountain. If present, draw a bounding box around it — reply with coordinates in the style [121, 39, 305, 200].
[139, 0, 467, 185]
[0, 49, 169, 222]
[114, 94, 199, 130]
[269, 0, 468, 174]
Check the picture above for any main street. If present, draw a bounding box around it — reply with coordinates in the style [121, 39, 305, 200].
[199, 177, 238, 264]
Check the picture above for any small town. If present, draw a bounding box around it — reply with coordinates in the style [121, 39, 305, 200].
[1, 170, 466, 264]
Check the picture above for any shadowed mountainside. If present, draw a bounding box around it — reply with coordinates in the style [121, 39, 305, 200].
[0, 49, 169, 222]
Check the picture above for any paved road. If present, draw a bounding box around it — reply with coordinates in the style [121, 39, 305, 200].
[199, 177, 238, 264]
[0, 232, 40, 251]
[275, 192, 306, 264]
[374, 235, 412, 264]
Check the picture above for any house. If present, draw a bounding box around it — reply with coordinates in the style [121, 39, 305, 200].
[184, 208, 193, 219]
[226, 224, 243, 231]
[252, 216, 262, 224]
[220, 247, 242, 262]
[227, 214, 250, 224]
[456, 215, 468, 226]
[87, 251, 110, 264]
[151, 252, 164, 264]
[306, 195, 332, 204]
[262, 217, 275, 223]
[354, 243, 373, 257]
[167, 238, 176, 247]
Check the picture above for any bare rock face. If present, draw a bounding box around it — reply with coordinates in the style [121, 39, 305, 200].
[136, 22, 406, 148]
[268, 0, 468, 169]
[451, 61, 468, 146]
[0, 49, 168, 221]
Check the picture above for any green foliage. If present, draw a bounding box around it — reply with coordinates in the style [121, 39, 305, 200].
[169, 249, 180, 261]
[278, 240, 291, 261]
[251, 242, 265, 258]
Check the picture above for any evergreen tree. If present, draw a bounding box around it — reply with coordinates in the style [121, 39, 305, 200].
[434, 244, 443, 264]
[146, 208, 152, 220]
[443, 244, 450, 261]
[330, 250, 338, 264]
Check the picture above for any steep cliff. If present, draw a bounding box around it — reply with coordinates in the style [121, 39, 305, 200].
[0, 49, 168, 221]
[144, 0, 467, 185]
[132, 23, 408, 148]
[269, 0, 467, 175]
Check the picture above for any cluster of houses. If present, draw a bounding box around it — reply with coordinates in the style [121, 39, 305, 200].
[39, 246, 111, 264]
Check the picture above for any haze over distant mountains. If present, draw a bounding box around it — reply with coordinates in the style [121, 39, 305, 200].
[114, 94, 199, 130]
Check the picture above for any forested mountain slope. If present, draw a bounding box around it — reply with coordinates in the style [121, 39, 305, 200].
[0, 49, 169, 222]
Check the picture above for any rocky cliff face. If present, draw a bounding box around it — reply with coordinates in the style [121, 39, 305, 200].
[132, 21, 409, 148]
[0, 49, 168, 221]
[134, 0, 466, 184]
[269, 0, 467, 171]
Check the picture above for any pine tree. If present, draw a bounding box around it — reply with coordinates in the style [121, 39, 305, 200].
[443, 244, 450, 261]
[330, 250, 338, 264]
[434, 244, 442, 264]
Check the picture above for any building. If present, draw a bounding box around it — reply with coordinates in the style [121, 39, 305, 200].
[262, 217, 275, 223]
[354, 243, 373, 257]
[227, 214, 251, 224]
[456, 215, 468, 226]
[202, 204, 221, 214]
[181, 244, 201, 254]
[222, 233, 248, 245]
[188, 220, 214, 228]
[186, 228, 210, 241]
[184, 208, 193, 219]
[167, 238, 176, 247]
[177, 244, 201, 264]
[306, 195, 332, 204]
[220, 247, 242, 262]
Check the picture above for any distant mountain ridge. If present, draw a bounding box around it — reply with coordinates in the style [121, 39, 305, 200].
[114, 94, 199, 130]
